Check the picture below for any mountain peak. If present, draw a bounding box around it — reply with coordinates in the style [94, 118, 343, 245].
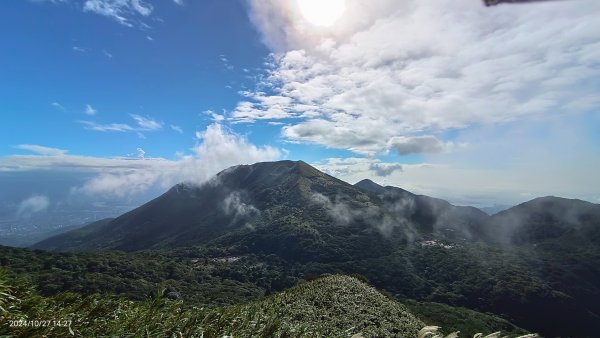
[354, 179, 385, 194]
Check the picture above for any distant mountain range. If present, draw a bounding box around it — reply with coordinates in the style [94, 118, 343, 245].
[34, 160, 600, 253]
[26, 160, 600, 337]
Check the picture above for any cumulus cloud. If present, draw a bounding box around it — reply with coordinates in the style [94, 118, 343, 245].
[242, 0, 600, 156]
[314, 115, 600, 207]
[369, 163, 403, 177]
[17, 195, 50, 217]
[134, 147, 145, 159]
[387, 136, 451, 156]
[2, 123, 282, 198]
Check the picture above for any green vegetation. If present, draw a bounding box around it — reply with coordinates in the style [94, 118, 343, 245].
[0, 246, 283, 306]
[2, 242, 598, 337]
[15, 161, 600, 337]
[1, 273, 424, 338]
[406, 301, 526, 337]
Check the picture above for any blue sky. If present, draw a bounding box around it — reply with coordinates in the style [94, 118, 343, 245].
[1, 0, 599, 218]
[1, 0, 277, 158]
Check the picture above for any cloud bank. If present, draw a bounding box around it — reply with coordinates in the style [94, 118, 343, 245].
[2, 123, 283, 198]
[242, 0, 600, 156]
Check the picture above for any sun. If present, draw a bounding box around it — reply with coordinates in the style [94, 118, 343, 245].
[297, 0, 346, 27]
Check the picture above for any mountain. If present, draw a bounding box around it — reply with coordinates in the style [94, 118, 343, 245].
[488, 196, 600, 245]
[34, 161, 600, 253]
[354, 179, 490, 241]
[34, 161, 422, 259]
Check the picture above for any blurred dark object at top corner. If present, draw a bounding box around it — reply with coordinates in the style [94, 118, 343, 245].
[484, 0, 567, 6]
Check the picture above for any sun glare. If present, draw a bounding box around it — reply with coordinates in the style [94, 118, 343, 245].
[297, 0, 346, 27]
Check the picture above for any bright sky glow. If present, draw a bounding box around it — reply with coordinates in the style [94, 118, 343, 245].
[297, 0, 346, 27]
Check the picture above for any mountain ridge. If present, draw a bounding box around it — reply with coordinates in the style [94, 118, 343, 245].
[33, 160, 600, 252]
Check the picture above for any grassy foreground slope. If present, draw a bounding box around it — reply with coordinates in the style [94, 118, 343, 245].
[1, 273, 423, 338]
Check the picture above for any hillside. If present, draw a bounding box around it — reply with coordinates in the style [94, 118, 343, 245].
[1, 273, 426, 337]
[33, 161, 421, 260]
[35, 161, 496, 255]
[0, 246, 530, 337]
[26, 160, 600, 337]
[489, 196, 600, 245]
[355, 179, 491, 241]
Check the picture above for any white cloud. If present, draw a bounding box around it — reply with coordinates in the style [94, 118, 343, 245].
[82, 0, 153, 27]
[314, 115, 600, 206]
[51, 102, 66, 111]
[204, 110, 225, 122]
[369, 163, 403, 177]
[103, 50, 113, 58]
[15, 144, 68, 156]
[79, 120, 135, 132]
[170, 125, 183, 134]
[84, 104, 97, 116]
[243, 0, 600, 156]
[17, 195, 50, 217]
[387, 136, 452, 156]
[220, 54, 234, 70]
[72, 46, 85, 52]
[134, 147, 145, 159]
[79, 114, 163, 134]
[173, 0, 183, 5]
[2, 124, 282, 198]
[130, 114, 162, 130]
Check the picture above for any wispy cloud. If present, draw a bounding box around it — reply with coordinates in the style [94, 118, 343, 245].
[17, 195, 50, 217]
[220, 54, 234, 71]
[79, 114, 163, 135]
[83, 0, 153, 27]
[72, 46, 86, 52]
[79, 121, 135, 132]
[172, 0, 184, 5]
[51, 102, 66, 111]
[15, 144, 68, 156]
[170, 125, 183, 134]
[84, 104, 97, 116]
[130, 114, 162, 130]
[102, 50, 113, 59]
